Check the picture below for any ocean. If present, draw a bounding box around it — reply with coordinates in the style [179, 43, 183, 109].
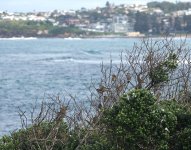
[0, 38, 140, 136]
[0, 37, 188, 136]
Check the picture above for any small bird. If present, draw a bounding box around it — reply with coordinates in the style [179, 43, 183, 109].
[55, 106, 67, 122]
[136, 73, 144, 89]
[112, 74, 117, 81]
[126, 73, 131, 81]
[96, 85, 107, 94]
[116, 84, 124, 93]
[103, 96, 108, 102]
[98, 103, 102, 110]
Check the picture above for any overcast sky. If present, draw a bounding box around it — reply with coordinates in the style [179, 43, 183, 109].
[0, 0, 189, 12]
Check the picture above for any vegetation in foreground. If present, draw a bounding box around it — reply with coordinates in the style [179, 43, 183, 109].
[0, 38, 191, 149]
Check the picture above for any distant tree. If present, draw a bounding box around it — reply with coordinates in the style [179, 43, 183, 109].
[184, 15, 191, 32]
[88, 11, 106, 23]
[134, 12, 149, 33]
[176, 2, 191, 11]
[147, 1, 161, 8]
[174, 17, 182, 31]
[105, 1, 110, 8]
[147, 1, 191, 13]
[148, 14, 160, 34]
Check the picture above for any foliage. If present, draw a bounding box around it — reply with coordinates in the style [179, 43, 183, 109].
[134, 12, 149, 33]
[134, 12, 162, 34]
[0, 123, 112, 150]
[0, 121, 70, 150]
[102, 89, 177, 149]
[0, 20, 52, 37]
[147, 1, 191, 13]
[171, 128, 191, 150]
[0, 20, 86, 37]
[149, 52, 178, 85]
[159, 100, 191, 149]
[1, 91, 191, 150]
[49, 26, 85, 36]
[135, 2, 191, 34]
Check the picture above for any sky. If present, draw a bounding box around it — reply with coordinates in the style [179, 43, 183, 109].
[0, 0, 190, 12]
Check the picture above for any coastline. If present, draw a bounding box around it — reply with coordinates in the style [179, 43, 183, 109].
[0, 34, 191, 39]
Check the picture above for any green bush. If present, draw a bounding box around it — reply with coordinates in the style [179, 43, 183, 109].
[1, 89, 191, 150]
[160, 100, 191, 150]
[102, 89, 191, 150]
[171, 128, 191, 150]
[149, 52, 178, 85]
[0, 121, 70, 150]
[0, 123, 111, 150]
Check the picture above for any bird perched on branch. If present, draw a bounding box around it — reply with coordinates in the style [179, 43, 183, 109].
[54, 106, 67, 122]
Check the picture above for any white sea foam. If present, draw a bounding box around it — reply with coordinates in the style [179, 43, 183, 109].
[63, 37, 82, 40]
[0, 37, 37, 40]
[52, 58, 121, 64]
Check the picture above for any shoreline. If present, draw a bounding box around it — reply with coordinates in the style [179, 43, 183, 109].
[0, 34, 191, 39]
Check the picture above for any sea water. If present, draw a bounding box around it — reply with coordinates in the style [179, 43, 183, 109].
[0, 38, 140, 136]
[0, 37, 187, 136]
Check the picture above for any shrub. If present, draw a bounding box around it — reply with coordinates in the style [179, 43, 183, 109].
[102, 89, 178, 149]
[0, 121, 70, 150]
[171, 128, 191, 150]
[160, 100, 191, 149]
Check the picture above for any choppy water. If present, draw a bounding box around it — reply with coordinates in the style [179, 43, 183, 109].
[0, 38, 141, 136]
[1, 37, 188, 136]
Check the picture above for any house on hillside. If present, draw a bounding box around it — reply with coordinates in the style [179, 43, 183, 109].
[112, 15, 134, 33]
